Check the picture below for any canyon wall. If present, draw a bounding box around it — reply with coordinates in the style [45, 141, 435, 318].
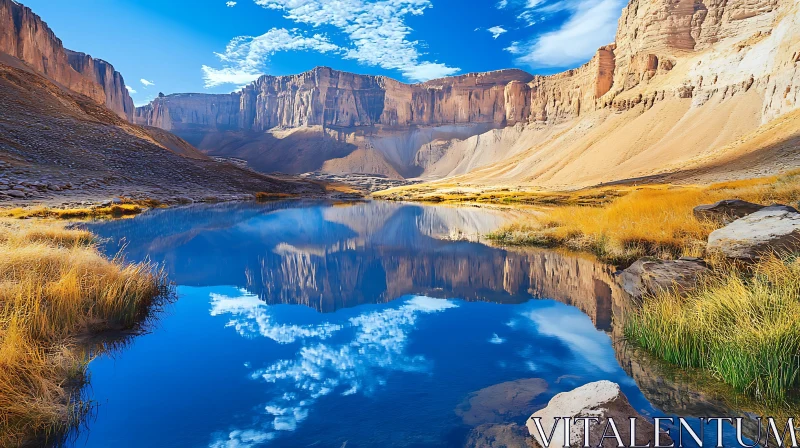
[133, 56, 621, 133]
[65, 50, 135, 121]
[134, 0, 800, 183]
[134, 68, 537, 131]
[0, 0, 134, 120]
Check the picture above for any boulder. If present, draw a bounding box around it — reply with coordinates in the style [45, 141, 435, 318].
[457, 379, 548, 427]
[693, 199, 766, 224]
[466, 423, 536, 448]
[6, 190, 25, 198]
[527, 381, 669, 448]
[620, 258, 709, 298]
[707, 206, 800, 259]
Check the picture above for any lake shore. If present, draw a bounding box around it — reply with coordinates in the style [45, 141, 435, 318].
[474, 170, 800, 403]
[0, 219, 173, 446]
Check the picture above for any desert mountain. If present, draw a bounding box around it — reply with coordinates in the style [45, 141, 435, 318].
[135, 0, 800, 189]
[0, 0, 321, 203]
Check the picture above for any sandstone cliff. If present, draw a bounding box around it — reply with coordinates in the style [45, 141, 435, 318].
[135, 0, 800, 186]
[0, 0, 134, 120]
[65, 50, 135, 121]
[134, 68, 535, 132]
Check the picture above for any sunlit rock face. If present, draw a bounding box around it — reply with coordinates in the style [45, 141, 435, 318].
[0, 0, 134, 120]
[65, 50, 135, 121]
[134, 68, 535, 132]
[133, 0, 800, 184]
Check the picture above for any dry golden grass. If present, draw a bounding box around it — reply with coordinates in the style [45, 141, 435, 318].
[0, 204, 144, 220]
[489, 170, 800, 264]
[373, 183, 625, 206]
[0, 219, 170, 445]
[255, 192, 297, 201]
[322, 182, 362, 195]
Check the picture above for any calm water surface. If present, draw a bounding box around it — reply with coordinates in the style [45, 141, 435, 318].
[75, 201, 746, 448]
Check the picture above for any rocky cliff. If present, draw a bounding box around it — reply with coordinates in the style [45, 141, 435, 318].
[134, 68, 535, 131]
[135, 0, 800, 185]
[0, 0, 134, 120]
[65, 50, 135, 121]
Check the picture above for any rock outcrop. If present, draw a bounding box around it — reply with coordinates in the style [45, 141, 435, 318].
[457, 379, 548, 427]
[65, 50, 135, 120]
[693, 199, 767, 224]
[620, 258, 710, 298]
[527, 381, 669, 448]
[466, 424, 536, 448]
[0, 0, 134, 120]
[707, 205, 800, 259]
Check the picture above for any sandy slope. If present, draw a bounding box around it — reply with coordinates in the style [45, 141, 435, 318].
[0, 62, 322, 205]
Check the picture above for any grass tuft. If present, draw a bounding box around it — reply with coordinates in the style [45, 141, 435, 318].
[624, 254, 800, 402]
[0, 219, 171, 445]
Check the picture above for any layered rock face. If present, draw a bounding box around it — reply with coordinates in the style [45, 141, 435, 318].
[135, 0, 800, 183]
[0, 0, 134, 120]
[134, 68, 535, 131]
[65, 50, 135, 121]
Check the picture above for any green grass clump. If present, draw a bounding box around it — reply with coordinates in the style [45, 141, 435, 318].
[625, 254, 800, 402]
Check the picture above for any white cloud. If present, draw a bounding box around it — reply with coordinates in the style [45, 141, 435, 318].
[507, 0, 624, 68]
[497, 0, 509, 8]
[209, 295, 458, 442]
[517, 10, 538, 26]
[489, 333, 506, 344]
[202, 28, 340, 88]
[125, 85, 137, 94]
[204, 0, 460, 85]
[401, 62, 459, 82]
[487, 26, 508, 39]
[226, 1, 237, 6]
[140, 78, 155, 87]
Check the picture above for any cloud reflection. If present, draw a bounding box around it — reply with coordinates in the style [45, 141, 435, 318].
[210, 290, 343, 343]
[522, 306, 617, 372]
[208, 295, 458, 447]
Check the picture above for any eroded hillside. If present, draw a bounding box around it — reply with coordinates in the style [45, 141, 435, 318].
[134, 0, 800, 189]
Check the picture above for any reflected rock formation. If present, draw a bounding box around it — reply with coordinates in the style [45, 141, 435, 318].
[90, 201, 624, 331]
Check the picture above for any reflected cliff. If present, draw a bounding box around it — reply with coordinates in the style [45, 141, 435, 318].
[90, 201, 621, 326]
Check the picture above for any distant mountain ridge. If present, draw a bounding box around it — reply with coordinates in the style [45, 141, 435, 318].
[3, 0, 798, 189]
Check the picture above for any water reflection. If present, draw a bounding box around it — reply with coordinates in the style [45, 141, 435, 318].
[80, 201, 773, 447]
[91, 201, 620, 321]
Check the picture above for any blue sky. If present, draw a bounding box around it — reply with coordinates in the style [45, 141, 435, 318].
[21, 0, 626, 106]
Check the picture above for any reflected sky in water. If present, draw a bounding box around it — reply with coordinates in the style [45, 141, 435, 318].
[74, 201, 693, 447]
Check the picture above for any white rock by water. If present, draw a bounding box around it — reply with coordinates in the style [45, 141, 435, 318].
[527, 381, 665, 448]
[707, 206, 800, 259]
